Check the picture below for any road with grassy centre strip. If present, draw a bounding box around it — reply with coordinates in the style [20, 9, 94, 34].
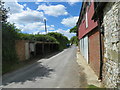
[2, 45, 86, 88]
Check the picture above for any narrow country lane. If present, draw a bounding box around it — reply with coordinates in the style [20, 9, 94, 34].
[2, 45, 85, 88]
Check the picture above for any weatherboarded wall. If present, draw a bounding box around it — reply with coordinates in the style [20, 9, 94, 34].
[102, 2, 120, 88]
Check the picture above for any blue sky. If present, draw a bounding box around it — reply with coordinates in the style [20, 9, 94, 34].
[4, 0, 82, 39]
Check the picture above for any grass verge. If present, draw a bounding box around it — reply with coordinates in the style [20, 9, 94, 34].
[87, 85, 106, 90]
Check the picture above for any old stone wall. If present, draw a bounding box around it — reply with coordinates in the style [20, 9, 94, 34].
[15, 40, 29, 61]
[102, 2, 120, 88]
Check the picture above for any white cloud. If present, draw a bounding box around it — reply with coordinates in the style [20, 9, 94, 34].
[23, 4, 27, 7]
[66, 0, 82, 5]
[37, 0, 44, 2]
[35, 0, 81, 5]
[35, 2, 40, 4]
[8, 7, 45, 25]
[61, 16, 79, 27]
[56, 29, 76, 39]
[3, 0, 82, 3]
[4, 0, 24, 14]
[37, 4, 68, 17]
[48, 25, 55, 30]
[16, 22, 55, 34]
[21, 22, 44, 32]
[4, 1, 55, 34]
[47, 29, 75, 39]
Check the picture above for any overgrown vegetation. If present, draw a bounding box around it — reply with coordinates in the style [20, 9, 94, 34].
[2, 23, 20, 74]
[70, 36, 78, 46]
[1, 1, 20, 74]
[18, 33, 59, 43]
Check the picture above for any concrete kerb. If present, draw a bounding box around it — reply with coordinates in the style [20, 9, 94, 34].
[76, 50, 101, 87]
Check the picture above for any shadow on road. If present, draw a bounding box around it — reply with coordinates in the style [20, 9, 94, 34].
[2, 61, 54, 86]
[43, 51, 63, 59]
[2, 49, 68, 86]
[35, 51, 62, 60]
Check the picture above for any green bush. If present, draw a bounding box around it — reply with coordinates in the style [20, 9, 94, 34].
[18, 33, 35, 41]
[34, 34, 58, 43]
[18, 33, 58, 43]
[47, 32, 70, 50]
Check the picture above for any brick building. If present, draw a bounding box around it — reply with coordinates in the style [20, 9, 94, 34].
[15, 40, 35, 61]
[15, 40, 59, 61]
[92, 2, 120, 88]
[77, 1, 103, 79]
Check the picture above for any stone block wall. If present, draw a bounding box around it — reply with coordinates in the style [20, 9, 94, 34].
[102, 2, 120, 88]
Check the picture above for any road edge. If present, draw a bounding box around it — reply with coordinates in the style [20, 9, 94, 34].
[76, 48, 102, 88]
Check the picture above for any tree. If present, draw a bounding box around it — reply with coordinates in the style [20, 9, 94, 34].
[0, 1, 9, 23]
[47, 32, 69, 50]
[70, 36, 78, 46]
[69, 26, 77, 33]
[1, 2, 21, 74]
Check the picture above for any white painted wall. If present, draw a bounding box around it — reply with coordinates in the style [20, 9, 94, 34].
[84, 36, 88, 63]
[30, 43, 35, 52]
[79, 35, 89, 64]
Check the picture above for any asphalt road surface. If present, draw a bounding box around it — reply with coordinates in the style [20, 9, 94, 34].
[2, 45, 82, 88]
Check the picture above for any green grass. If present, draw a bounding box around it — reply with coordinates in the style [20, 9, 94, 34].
[88, 85, 99, 88]
[87, 85, 106, 90]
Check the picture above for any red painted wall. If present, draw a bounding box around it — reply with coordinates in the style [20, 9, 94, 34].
[89, 29, 100, 77]
[78, 2, 98, 39]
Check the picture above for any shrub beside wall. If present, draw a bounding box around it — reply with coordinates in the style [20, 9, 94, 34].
[2, 23, 19, 74]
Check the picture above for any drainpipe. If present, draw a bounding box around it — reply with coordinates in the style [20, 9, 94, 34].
[97, 17, 104, 81]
